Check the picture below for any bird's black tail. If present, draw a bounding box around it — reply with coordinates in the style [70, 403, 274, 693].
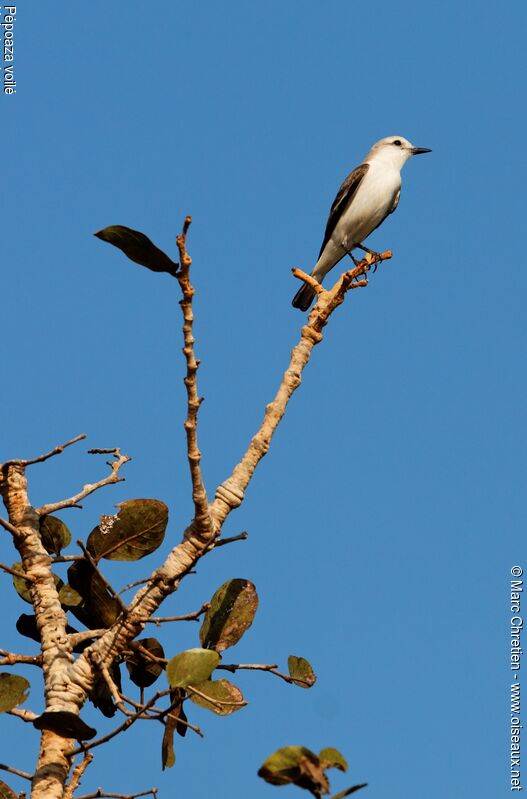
[292, 282, 316, 312]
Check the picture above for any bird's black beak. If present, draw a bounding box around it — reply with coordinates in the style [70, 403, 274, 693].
[410, 147, 432, 155]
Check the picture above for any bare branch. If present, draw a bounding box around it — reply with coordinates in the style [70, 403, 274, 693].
[0, 516, 20, 536]
[0, 762, 33, 782]
[63, 752, 93, 799]
[1, 434, 87, 468]
[175, 216, 212, 536]
[217, 662, 307, 685]
[6, 707, 38, 722]
[116, 577, 150, 597]
[137, 601, 210, 626]
[70, 691, 170, 756]
[0, 562, 36, 582]
[0, 648, 42, 667]
[210, 250, 392, 528]
[210, 531, 248, 548]
[75, 789, 157, 799]
[36, 448, 131, 516]
[67, 630, 106, 647]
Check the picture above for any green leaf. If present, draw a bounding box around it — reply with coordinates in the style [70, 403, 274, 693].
[126, 638, 165, 688]
[86, 499, 169, 561]
[33, 710, 96, 740]
[58, 583, 83, 609]
[0, 673, 30, 712]
[0, 779, 18, 799]
[331, 785, 368, 798]
[258, 746, 329, 796]
[200, 578, 258, 652]
[288, 655, 317, 688]
[319, 748, 348, 772]
[40, 515, 71, 555]
[166, 648, 220, 688]
[95, 225, 178, 276]
[187, 679, 246, 715]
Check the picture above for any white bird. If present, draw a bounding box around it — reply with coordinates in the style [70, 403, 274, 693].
[292, 135, 431, 311]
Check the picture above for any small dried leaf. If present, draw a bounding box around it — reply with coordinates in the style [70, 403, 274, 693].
[0, 673, 30, 712]
[166, 648, 220, 688]
[161, 715, 177, 770]
[187, 679, 246, 716]
[58, 583, 83, 608]
[126, 638, 165, 688]
[319, 748, 348, 772]
[87, 499, 168, 561]
[95, 225, 178, 276]
[288, 655, 317, 689]
[258, 746, 329, 796]
[200, 578, 258, 652]
[0, 779, 18, 799]
[330, 785, 368, 799]
[33, 710, 96, 740]
[40, 515, 71, 555]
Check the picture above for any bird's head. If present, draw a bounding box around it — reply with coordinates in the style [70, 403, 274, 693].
[365, 136, 431, 169]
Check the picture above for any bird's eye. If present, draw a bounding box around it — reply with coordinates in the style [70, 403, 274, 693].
[393, 139, 402, 146]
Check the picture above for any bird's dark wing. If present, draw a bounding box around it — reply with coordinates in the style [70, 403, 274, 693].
[318, 163, 370, 257]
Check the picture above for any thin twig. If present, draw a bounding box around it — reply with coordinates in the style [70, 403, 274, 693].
[6, 707, 38, 722]
[36, 448, 131, 516]
[217, 662, 303, 685]
[175, 216, 212, 536]
[210, 250, 392, 528]
[70, 691, 170, 756]
[0, 648, 42, 667]
[1, 434, 87, 468]
[68, 630, 106, 647]
[0, 762, 33, 781]
[0, 517, 19, 536]
[117, 577, 150, 597]
[0, 562, 37, 582]
[211, 531, 248, 548]
[75, 790, 157, 799]
[63, 751, 93, 799]
[137, 602, 210, 626]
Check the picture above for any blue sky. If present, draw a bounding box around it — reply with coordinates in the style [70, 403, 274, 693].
[2, 2, 526, 797]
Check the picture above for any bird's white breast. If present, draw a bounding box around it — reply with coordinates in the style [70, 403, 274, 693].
[335, 161, 401, 249]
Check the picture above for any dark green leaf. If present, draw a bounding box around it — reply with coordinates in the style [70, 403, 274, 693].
[331, 785, 368, 798]
[95, 225, 178, 276]
[86, 499, 168, 562]
[288, 655, 317, 689]
[33, 710, 96, 740]
[187, 679, 246, 715]
[0, 673, 30, 712]
[67, 560, 121, 629]
[40, 515, 71, 555]
[166, 648, 220, 688]
[126, 638, 165, 688]
[319, 748, 348, 772]
[0, 779, 18, 799]
[89, 662, 121, 718]
[200, 578, 258, 652]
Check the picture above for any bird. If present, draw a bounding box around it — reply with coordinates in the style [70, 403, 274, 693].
[292, 135, 431, 311]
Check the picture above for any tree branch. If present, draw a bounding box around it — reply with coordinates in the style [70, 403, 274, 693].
[0, 648, 42, 667]
[210, 250, 392, 527]
[175, 216, 212, 537]
[63, 752, 93, 799]
[36, 448, 131, 515]
[0, 762, 33, 781]
[75, 789, 157, 799]
[217, 662, 308, 685]
[1, 434, 87, 468]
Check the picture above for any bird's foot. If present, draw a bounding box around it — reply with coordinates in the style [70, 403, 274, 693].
[356, 244, 382, 271]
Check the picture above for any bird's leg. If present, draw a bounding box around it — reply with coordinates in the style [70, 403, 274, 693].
[342, 244, 361, 281]
[356, 243, 382, 272]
